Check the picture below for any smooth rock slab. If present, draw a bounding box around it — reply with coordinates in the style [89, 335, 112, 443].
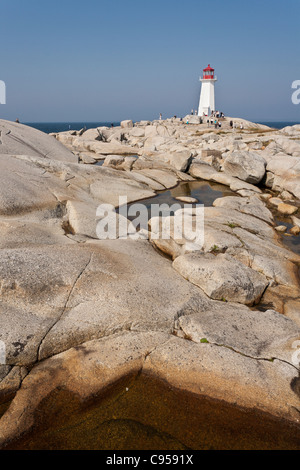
[90, 173, 155, 206]
[0, 155, 69, 215]
[0, 120, 77, 163]
[37, 239, 211, 361]
[173, 252, 269, 305]
[137, 169, 178, 189]
[144, 336, 300, 423]
[213, 195, 274, 224]
[0, 331, 170, 447]
[175, 303, 300, 363]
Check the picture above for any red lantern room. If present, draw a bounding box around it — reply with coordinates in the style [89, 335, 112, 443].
[203, 64, 215, 80]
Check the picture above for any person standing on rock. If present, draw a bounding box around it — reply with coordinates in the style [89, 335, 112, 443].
[159, 113, 162, 120]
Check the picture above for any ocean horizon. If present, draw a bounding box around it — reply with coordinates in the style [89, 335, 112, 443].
[23, 121, 300, 135]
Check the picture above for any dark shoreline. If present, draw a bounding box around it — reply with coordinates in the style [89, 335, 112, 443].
[23, 121, 300, 134]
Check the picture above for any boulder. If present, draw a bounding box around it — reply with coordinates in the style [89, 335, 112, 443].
[189, 163, 262, 194]
[159, 150, 192, 172]
[290, 226, 300, 235]
[72, 139, 139, 156]
[79, 153, 96, 164]
[102, 155, 125, 169]
[129, 128, 145, 138]
[175, 196, 198, 204]
[189, 162, 218, 180]
[277, 203, 298, 216]
[121, 120, 134, 129]
[173, 252, 269, 305]
[184, 115, 201, 124]
[223, 151, 267, 184]
[275, 226, 288, 233]
[144, 136, 168, 151]
[291, 216, 300, 227]
[269, 197, 283, 207]
[79, 128, 101, 141]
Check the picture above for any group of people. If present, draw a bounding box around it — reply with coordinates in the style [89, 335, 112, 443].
[158, 111, 245, 132]
[230, 120, 244, 130]
[207, 118, 222, 129]
[210, 110, 225, 119]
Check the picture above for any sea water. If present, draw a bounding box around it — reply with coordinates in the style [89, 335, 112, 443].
[24, 121, 300, 134]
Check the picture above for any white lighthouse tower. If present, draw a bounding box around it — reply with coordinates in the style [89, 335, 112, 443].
[198, 64, 217, 117]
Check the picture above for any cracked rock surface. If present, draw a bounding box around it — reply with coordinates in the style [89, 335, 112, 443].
[0, 118, 300, 449]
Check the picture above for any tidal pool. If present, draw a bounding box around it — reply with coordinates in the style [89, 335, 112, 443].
[2, 373, 300, 450]
[130, 179, 235, 211]
[118, 180, 236, 228]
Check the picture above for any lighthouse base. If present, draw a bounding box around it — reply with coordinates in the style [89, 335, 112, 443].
[198, 107, 210, 117]
[198, 78, 217, 117]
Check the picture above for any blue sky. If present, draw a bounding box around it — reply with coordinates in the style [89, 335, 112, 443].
[0, 0, 299, 122]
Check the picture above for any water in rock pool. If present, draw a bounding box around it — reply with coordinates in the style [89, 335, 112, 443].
[121, 180, 300, 258]
[274, 216, 300, 255]
[142, 180, 234, 207]
[118, 180, 235, 221]
[3, 373, 299, 450]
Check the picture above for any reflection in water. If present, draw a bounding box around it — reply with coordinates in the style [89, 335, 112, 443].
[274, 216, 300, 255]
[169, 180, 234, 203]
[120, 180, 236, 223]
[149, 180, 235, 208]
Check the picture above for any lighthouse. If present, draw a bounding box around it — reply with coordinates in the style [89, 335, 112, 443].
[198, 64, 217, 117]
